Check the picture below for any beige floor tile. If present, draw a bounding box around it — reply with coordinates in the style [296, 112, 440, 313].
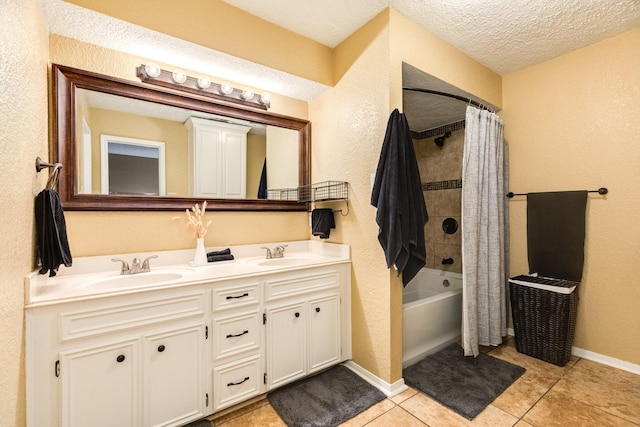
[523, 389, 636, 427]
[514, 421, 535, 427]
[552, 359, 640, 424]
[488, 343, 577, 389]
[212, 399, 270, 425]
[364, 406, 426, 426]
[400, 392, 518, 427]
[339, 399, 397, 427]
[214, 403, 285, 427]
[492, 376, 548, 418]
[389, 387, 419, 404]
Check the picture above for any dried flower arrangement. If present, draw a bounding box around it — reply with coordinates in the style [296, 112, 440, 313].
[184, 201, 211, 238]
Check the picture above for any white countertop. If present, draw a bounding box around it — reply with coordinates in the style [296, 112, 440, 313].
[25, 240, 350, 307]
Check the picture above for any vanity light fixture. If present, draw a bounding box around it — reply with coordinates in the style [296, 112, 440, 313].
[259, 93, 272, 106]
[219, 82, 234, 95]
[196, 76, 211, 89]
[171, 70, 187, 84]
[241, 88, 254, 100]
[144, 63, 162, 78]
[136, 64, 271, 110]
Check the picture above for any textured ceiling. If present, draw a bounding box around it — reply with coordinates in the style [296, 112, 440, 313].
[40, 0, 639, 131]
[223, 0, 640, 75]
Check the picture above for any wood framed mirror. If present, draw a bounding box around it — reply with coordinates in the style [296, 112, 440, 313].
[52, 64, 310, 211]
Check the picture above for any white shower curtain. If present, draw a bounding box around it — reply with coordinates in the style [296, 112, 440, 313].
[461, 106, 509, 357]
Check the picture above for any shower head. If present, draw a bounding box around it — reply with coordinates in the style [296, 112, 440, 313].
[434, 131, 452, 147]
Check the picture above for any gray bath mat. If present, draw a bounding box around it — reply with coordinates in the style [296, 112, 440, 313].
[268, 364, 386, 426]
[403, 343, 525, 420]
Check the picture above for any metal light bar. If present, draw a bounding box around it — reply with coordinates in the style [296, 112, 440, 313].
[136, 64, 271, 110]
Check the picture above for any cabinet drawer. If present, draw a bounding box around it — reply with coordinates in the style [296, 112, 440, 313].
[59, 292, 206, 342]
[212, 310, 261, 362]
[265, 270, 339, 302]
[212, 281, 260, 312]
[212, 354, 263, 411]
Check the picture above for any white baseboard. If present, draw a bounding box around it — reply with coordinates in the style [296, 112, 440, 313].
[506, 328, 640, 375]
[343, 360, 408, 397]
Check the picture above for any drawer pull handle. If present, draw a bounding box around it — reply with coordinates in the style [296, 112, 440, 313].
[157, 345, 166, 352]
[226, 330, 249, 339]
[315, 307, 321, 313]
[226, 293, 249, 300]
[227, 376, 250, 387]
[295, 312, 300, 318]
[116, 355, 125, 363]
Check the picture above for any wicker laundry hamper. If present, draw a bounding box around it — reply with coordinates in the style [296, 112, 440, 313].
[509, 275, 579, 367]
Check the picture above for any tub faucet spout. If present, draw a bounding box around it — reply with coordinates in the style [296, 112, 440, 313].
[441, 257, 454, 265]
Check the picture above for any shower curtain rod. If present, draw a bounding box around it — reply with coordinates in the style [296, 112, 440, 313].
[402, 87, 494, 112]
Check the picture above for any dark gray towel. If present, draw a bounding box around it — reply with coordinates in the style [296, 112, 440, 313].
[312, 208, 335, 239]
[35, 189, 72, 276]
[527, 191, 587, 281]
[207, 248, 234, 262]
[371, 109, 428, 286]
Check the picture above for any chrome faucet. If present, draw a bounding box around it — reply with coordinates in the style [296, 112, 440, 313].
[272, 245, 287, 258]
[260, 245, 287, 259]
[112, 255, 158, 275]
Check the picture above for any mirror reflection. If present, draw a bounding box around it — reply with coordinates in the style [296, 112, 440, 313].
[75, 89, 299, 199]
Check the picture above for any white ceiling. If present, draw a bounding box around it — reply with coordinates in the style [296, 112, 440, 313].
[223, 0, 640, 75]
[40, 0, 639, 131]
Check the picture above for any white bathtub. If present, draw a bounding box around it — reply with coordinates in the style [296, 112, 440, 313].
[402, 268, 463, 368]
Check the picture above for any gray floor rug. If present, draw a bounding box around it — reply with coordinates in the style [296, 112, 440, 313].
[403, 343, 525, 420]
[268, 364, 386, 426]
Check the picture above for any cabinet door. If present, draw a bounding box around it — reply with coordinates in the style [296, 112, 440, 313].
[144, 324, 206, 427]
[266, 301, 306, 389]
[309, 294, 341, 373]
[59, 339, 139, 427]
[221, 132, 247, 198]
[193, 127, 222, 198]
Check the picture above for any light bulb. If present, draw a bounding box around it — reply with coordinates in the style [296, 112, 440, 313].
[144, 63, 161, 78]
[171, 70, 187, 84]
[259, 93, 271, 105]
[197, 77, 211, 89]
[241, 88, 255, 100]
[220, 82, 234, 95]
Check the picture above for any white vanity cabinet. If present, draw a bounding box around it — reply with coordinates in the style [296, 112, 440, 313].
[185, 117, 250, 199]
[26, 290, 209, 427]
[26, 249, 352, 427]
[264, 267, 344, 390]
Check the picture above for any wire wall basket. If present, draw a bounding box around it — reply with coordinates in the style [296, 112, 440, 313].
[297, 181, 348, 203]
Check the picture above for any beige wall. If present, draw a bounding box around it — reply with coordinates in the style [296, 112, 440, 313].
[0, 1, 49, 424]
[311, 8, 503, 383]
[311, 9, 395, 382]
[502, 28, 640, 364]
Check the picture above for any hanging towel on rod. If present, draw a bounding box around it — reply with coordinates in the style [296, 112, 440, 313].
[527, 191, 587, 282]
[311, 208, 335, 239]
[371, 109, 428, 286]
[35, 189, 72, 276]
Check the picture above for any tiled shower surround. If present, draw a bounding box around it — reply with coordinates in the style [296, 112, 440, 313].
[413, 121, 465, 274]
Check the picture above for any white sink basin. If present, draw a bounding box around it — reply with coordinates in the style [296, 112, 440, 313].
[81, 268, 195, 289]
[251, 255, 324, 267]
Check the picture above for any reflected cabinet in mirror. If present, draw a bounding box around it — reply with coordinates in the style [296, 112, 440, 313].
[53, 64, 310, 211]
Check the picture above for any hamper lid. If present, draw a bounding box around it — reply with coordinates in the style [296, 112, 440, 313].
[509, 274, 579, 294]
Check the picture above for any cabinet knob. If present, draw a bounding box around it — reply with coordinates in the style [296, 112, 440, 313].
[315, 307, 321, 313]
[157, 345, 166, 352]
[294, 312, 300, 318]
[116, 354, 125, 363]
